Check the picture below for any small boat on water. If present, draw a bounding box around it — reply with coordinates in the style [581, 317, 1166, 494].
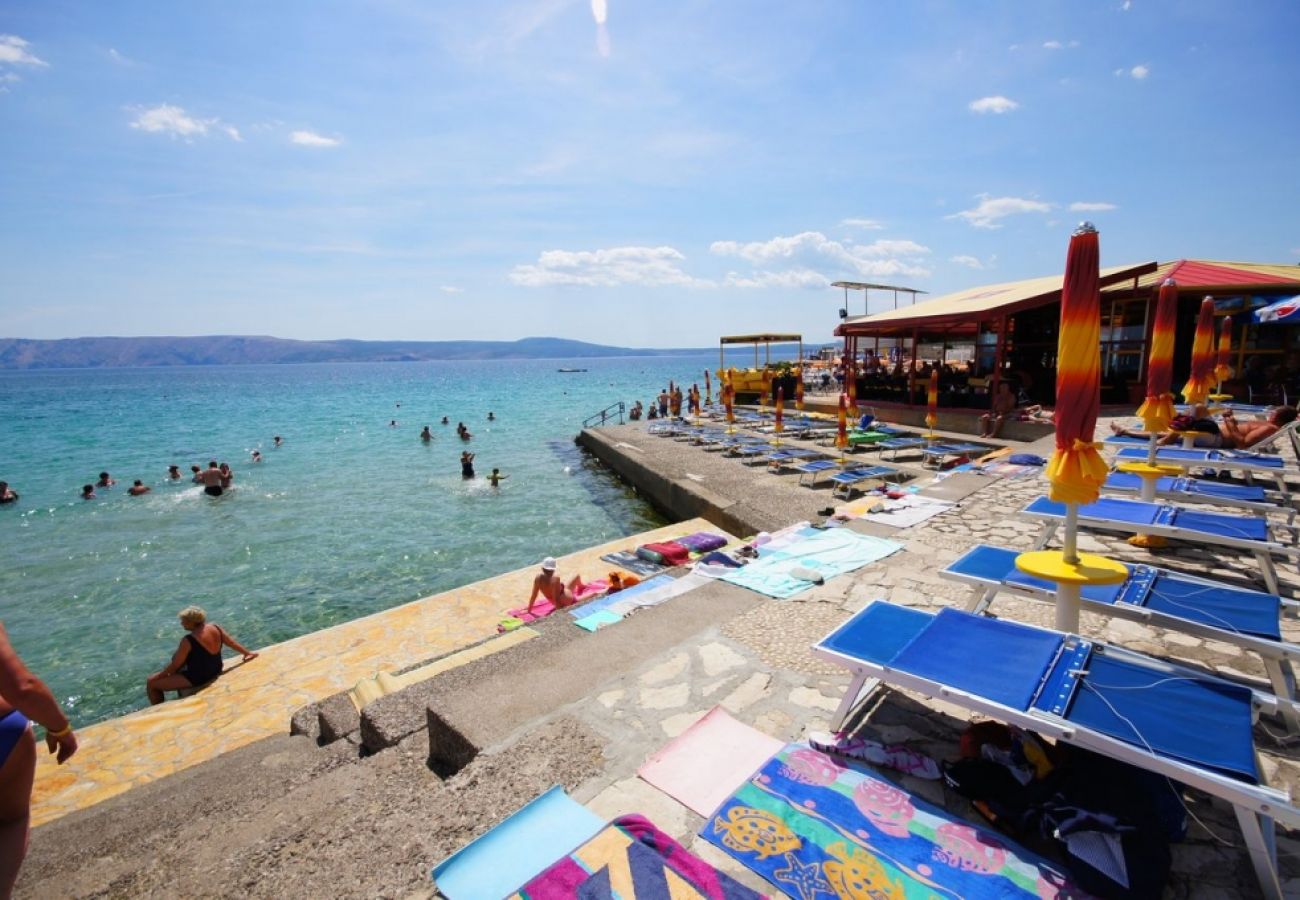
[557, 367, 588, 373]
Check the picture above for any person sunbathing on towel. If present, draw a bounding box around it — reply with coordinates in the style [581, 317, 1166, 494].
[526, 556, 587, 613]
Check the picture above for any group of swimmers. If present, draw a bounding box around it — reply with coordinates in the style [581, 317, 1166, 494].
[418, 414, 494, 443]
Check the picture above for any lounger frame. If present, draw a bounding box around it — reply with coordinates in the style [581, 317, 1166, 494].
[812, 602, 1300, 900]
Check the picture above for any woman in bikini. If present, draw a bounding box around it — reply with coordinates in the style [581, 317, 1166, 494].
[0, 622, 78, 895]
[145, 606, 259, 705]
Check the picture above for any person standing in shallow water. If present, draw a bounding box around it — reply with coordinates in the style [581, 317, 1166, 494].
[420, 426, 433, 442]
[0, 620, 78, 896]
[198, 461, 224, 497]
[145, 606, 258, 705]
[460, 451, 475, 479]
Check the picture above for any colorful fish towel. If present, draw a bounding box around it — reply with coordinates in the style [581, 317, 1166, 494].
[702, 744, 1079, 899]
[509, 814, 763, 899]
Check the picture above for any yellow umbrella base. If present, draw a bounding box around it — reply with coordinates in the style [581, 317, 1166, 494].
[1116, 461, 1184, 477]
[1014, 550, 1129, 586]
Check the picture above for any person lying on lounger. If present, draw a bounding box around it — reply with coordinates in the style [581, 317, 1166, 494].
[1221, 405, 1297, 448]
[1110, 404, 1296, 449]
[526, 556, 589, 613]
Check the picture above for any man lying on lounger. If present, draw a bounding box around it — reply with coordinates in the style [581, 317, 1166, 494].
[526, 556, 589, 614]
[1110, 404, 1295, 449]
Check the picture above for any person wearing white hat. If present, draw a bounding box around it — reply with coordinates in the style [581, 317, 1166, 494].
[526, 556, 587, 615]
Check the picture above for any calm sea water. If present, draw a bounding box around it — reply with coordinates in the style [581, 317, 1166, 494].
[0, 356, 717, 726]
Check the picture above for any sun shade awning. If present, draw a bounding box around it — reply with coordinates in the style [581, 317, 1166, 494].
[836, 262, 1157, 335]
[720, 333, 803, 345]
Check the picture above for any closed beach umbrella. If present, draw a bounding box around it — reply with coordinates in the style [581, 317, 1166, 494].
[704, 369, 712, 406]
[795, 367, 805, 412]
[845, 355, 857, 409]
[774, 386, 784, 441]
[1047, 223, 1108, 508]
[925, 369, 939, 434]
[724, 382, 735, 428]
[1181, 297, 1217, 405]
[1215, 316, 1234, 386]
[835, 392, 849, 452]
[1137, 278, 1178, 436]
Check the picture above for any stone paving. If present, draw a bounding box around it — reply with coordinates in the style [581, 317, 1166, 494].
[28, 517, 722, 827]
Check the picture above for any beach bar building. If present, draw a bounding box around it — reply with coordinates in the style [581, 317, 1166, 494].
[834, 259, 1300, 414]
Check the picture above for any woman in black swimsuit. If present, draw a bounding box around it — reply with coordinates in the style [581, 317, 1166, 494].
[460, 451, 476, 479]
[145, 606, 258, 705]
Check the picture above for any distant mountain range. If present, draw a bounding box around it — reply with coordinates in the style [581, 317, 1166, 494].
[0, 335, 754, 370]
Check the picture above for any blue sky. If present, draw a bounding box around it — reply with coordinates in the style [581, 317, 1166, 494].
[2, 1, 1297, 347]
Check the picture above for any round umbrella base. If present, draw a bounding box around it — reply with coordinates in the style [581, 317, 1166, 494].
[1116, 461, 1184, 477]
[1208, 393, 1233, 402]
[1014, 550, 1129, 586]
[1127, 534, 1169, 549]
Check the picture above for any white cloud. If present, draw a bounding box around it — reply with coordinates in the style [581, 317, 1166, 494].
[591, 0, 610, 57]
[969, 95, 1019, 115]
[840, 218, 885, 230]
[723, 269, 830, 289]
[950, 255, 984, 269]
[947, 195, 1052, 229]
[0, 73, 19, 83]
[1043, 40, 1063, 50]
[509, 246, 704, 288]
[1116, 64, 1149, 79]
[0, 35, 47, 67]
[107, 48, 134, 66]
[1070, 201, 1117, 212]
[1121, 1, 1132, 10]
[440, 285, 464, 294]
[290, 129, 342, 148]
[130, 104, 241, 141]
[710, 231, 931, 281]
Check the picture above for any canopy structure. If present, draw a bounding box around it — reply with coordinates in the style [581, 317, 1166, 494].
[718, 333, 803, 372]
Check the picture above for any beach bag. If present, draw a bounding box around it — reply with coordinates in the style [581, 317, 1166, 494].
[637, 541, 690, 567]
[675, 531, 727, 553]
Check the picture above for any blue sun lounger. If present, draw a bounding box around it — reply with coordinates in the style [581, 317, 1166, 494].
[812, 600, 1300, 899]
[1112, 446, 1292, 493]
[878, 437, 929, 461]
[760, 447, 823, 471]
[828, 465, 897, 499]
[1019, 496, 1297, 595]
[1103, 471, 1296, 523]
[920, 442, 985, 468]
[723, 442, 772, 459]
[941, 544, 1300, 732]
[792, 458, 872, 487]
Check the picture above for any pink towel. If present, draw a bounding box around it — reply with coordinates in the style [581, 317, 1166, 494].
[504, 580, 609, 623]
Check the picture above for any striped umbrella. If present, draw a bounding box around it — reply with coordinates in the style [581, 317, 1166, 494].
[724, 382, 735, 431]
[1046, 222, 1108, 510]
[1137, 278, 1178, 437]
[704, 369, 712, 406]
[774, 386, 784, 445]
[835, 392, 849, 456]
[845, 354, 857, 409]
[925, 369, 939, 435]
[691, 383, 700, 418]
[1215, 315, 1234, 387]
[795, 367, 805, 412]
[1181, 297, 1216, 405]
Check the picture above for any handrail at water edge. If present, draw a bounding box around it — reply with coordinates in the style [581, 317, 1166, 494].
[583, 401, 626, 428]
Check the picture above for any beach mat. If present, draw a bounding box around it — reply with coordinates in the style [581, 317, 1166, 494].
[567, 575, 676, 619]
[432, 786, 603, 900]
[860, 494, 956, 528]
[572, 574, 710, 630]
[703, 743, 1079, 899]
[638, 707, 784, 818]
[721, 529, 902, 599]
[601, 550, 669, 578]
[506, 813, 762, 899]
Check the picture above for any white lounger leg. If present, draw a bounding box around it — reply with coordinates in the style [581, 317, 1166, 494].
[966, 586, 997, 616]
[1034, 521, 1059, 550]
[830, 672, 880, 732]
[1263, 659, 1300, 735]
[1234, 805, 1283, 900]
[1256, 551, 1281, 596]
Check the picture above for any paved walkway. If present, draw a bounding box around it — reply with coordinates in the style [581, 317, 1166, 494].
[31, 518, 723, 827]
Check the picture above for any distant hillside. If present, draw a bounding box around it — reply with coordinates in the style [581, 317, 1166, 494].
[0, 336, 735, 370]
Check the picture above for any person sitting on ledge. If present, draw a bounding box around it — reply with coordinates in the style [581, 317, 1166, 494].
[526, 557, 588, 614]
[978, 381, 1019, 439]
[146, 606, 258, 705]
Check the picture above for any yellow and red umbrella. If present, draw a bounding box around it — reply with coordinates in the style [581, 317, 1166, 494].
[724, 382, 735, 430]
[704, 370, 712, 406]
[1046, 223, 1108, 508]
[845, 355, 857, 409]
[773, 386, 784, 443]
[925, 369, 939, 434]
[1181, 297, 1217, 405]
[1136, 278, 1178, 436]
[1215, 315, 1234, 386]
[795, 367, 805, 412]
[835, 392, 849, 454]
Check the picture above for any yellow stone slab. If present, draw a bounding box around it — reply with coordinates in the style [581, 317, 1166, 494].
[31, 518, 730, 827]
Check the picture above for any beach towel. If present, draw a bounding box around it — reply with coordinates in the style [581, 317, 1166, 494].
[499, 580, 610, 630]
[703, 743, 1079, 899]
[638, 541, 691, 566]
[721, 530, 902, 599]
[676, 532, 729, 553]
[860, 495, 956, 529]
[566, 575, 677, 619]
[507, 814, 762, 899]
[601, 550, 669, 578]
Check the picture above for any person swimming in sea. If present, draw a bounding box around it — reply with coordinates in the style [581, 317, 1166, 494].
[441, 416, 449, 425]
[96, 472, 116, 488]
[251, 450, 262, 463]
[0, 481, 17, 504]
[80, 484, 95, 500]
[458, 423, 473, 441]
[167, 465, 182, 481]
[128, 480, 151, 496]
[190, 465, 203, 483]
[488, 467, 507, 487]
[273, 435, 283, 448]
[420, 426, 433, 442]
[487, 411, 496, 421]
[198, 461, 224, 497]
[219, 462, 234, 489]
[460, 451, 476, 479]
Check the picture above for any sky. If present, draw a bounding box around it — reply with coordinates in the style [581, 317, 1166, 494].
[2, 1, 1298, 347]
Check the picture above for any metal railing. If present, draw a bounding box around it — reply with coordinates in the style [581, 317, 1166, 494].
[583, 401, 625, 428]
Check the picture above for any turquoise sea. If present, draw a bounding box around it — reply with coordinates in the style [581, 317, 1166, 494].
[0, 356, 717, 727]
